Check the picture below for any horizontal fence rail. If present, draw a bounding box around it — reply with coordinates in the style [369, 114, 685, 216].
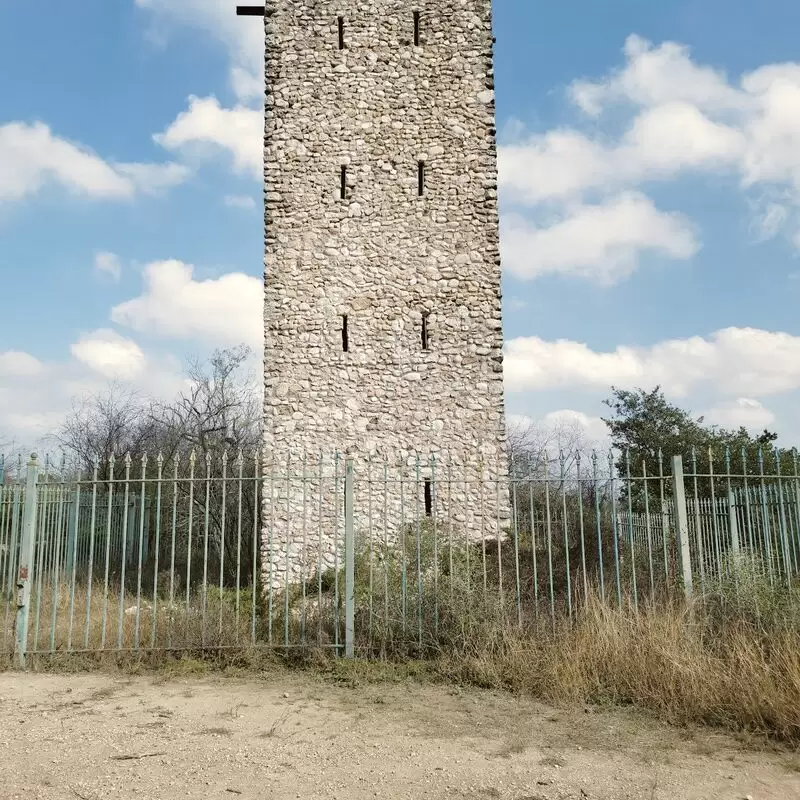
[2, 445, 799, 664]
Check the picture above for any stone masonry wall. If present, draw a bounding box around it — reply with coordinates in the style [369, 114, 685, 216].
[262, 0, 509, 587]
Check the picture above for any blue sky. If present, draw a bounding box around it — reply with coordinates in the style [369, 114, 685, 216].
[3, 0, 800, 450]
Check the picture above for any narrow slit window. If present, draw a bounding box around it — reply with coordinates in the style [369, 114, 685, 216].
[341, 314, 349, 352]
[424, 479, 433, 516]
[413, 11, 421, 46]
[421, 313, 430, 350]
[340, 165, 347, 200]
[418, 161, 425, 196]
[338, 16, 345, 49]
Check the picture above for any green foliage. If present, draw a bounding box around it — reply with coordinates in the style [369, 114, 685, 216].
[603, 386, 778, 466]
[700, 552, 800, 633]
[602, 387, 791, 507]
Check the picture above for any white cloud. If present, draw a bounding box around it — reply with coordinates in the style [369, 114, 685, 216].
[500, 35, 800, 260]
[0, 350, 185, 446]
[155, 96, 262, 178]
[702, 398, 776, 432]
[230, 67, 263, 104]
[0, 351, 43, 377]
[111, 259, 262, 347]
[499, 104, 744, 206]
[504, 327, 800, 398]
[501, 192, 698, 283]
[94, 252, 122, 281]
[0, 122, 189, 204]
[135, 0, 263, 102]
[70, 330, 147, 380]
[569, 34, 747, 116]
[224, 194, 257, 209]
[499, 130, 611, 206]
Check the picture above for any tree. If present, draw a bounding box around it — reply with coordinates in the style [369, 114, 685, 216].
[602, 386, 788, 505]
[53, 346, 262, 589]
[54, 384, 156, 479]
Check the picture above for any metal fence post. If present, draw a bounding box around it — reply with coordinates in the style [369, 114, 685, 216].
[728, 489, 740, 557]
[14, 454, 40, 668]
[344, 456, 355, 658]
[65, 487, 79, 577]
[671, 455, 693, 601]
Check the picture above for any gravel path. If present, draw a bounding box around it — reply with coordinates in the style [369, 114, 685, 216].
[0, 671, 797, 799]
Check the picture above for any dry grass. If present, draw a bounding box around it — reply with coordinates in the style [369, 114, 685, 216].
[1, 578, 256, 656]
[431, 595, 800, 744]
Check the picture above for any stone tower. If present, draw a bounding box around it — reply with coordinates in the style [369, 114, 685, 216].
[262, 0, 508, 583]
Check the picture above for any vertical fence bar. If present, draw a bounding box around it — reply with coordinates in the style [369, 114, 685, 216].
[559, 451, 572, 620]
[399, 459, 407, 635]
[14, 454, 39, 668]
[100, 456, 115, 649]
[511, 457, 522, 628]
[792, 450, 800, 573]
[415, 454, 423, 652]
[608, 452, 622, 607]
[757, 448, 775, 585]
[301, 452, 309, 645]
[642, 458, 654, 601]
[251, 451, 259, 648]
[219, 451, 228, 643]
[775, 448, 792, 583]
[689, 448, 705, 593]
[543, 454, 555, 626]
[201, 453, 211, 647]
[671, 455, 693, 601]
[284, 453, 291, 650]
[431, 455, 440, 637]
[185, 452, 196, 644]
[382, 455, 389, 651]
[708, 448, 722, 582]
[66, 478, 81, 652]
[333, 452, 341, 649]
[32, 466, 49, 652]
[267, 455, 275, 644]
[151, 454, 163, 650]
[48, 480, 68, 653]
[133, 455, 147, 650]
[234, 451, 243, 645]
[447, 454, 454, 612]
[300, 450, 310, 645]
[741, 447, 754, 553]
[658, 450, 670, 584]
[167, 456, 179, 649]
[624, 450, 638, 610]
[3, 482, 21, 653]
[592, 451, 604, 605]
[344, 456, 355, 659]
[495, 454, 503, 615]
[117, 455, 132, 650]
[317, 452, 324, 647]
[728, 488, 740, 556]
[576, 453, 588, 610]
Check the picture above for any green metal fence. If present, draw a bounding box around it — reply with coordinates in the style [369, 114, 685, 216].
[2, 446, 799, 665]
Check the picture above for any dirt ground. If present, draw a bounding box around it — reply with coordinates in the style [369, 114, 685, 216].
[0, 670, 798, 800]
